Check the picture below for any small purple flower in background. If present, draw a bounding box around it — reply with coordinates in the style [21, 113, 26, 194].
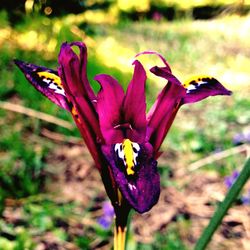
[225, 170, 250, 205]
[224, 170, 239, 189]
[241, 189, 250, 205]
[233, 129, 250, 145]
[98, 201, 115, 230]
[152, 11, 163, 22]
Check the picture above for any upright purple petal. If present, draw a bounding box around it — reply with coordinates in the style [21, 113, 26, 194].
[71, 41, 96, 101]
[66, 94, 105, 169]
[58, 43, 104, 169]
[58, 42, 96, 101]
[123, 60, 147, 143]
[95, 74, 125, 144]
[146, 66, 186, 154]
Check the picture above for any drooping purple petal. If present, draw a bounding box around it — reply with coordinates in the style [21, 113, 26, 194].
[146, 66, 186, 154]
[182, 76, 232, 104]
[95, 74, 125, 144]
[147, 65, 232, 155]
[102, 142, 160, 213]
[14, 59, 70, 111]
[123, 60, 147, 143]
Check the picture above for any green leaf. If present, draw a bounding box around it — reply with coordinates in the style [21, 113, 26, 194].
[195, 158, 250, 250]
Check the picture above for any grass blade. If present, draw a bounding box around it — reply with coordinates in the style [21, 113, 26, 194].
[195, 157, 250, 250]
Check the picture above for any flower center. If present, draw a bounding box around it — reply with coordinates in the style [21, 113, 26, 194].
[114, 139, 140, 176]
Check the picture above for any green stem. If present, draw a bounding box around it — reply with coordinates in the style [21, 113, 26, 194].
[195, 157, 250, 250]
[125, 210, 134, 250]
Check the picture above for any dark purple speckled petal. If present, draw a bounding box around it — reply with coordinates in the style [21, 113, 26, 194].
[14, 59, 70, 111]
[102, 143, 160, 213]
[182, 76, 232, 104]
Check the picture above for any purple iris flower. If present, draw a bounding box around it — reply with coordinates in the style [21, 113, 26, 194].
[224, 170, 240, 189]
[14, 42, 231, 242]
[241, 189, 250, 205]
[98, 201, 115, 229]
[233, 130, 250, 145]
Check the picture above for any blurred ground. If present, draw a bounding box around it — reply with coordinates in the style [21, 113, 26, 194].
[3, 143, 249, 249]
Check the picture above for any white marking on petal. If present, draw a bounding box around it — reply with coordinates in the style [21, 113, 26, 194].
[197, 80, 207, 86]
[186, 84, 197, 94]
[43, 78, 51, 84]
[132, 142, 140, 165]
[128, 183, 136, 191]
[48, 82, 66, 96]
[115, 143, 126, 165]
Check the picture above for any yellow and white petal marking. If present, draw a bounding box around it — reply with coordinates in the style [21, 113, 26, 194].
[115, 139, 140, 176]
[37, 71, 65, 96]
[71, 105, 81, 124]
[183, 75, 213, 94]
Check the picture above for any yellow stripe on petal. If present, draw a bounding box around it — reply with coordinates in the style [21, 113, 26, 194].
[183, 75, 213, 88]
[183, 75, 215, 93]
[114, 139, 140, 176]
[122, 139, 135, 176]
[71, 105, 81, 124]
[37, 71, 63, 87]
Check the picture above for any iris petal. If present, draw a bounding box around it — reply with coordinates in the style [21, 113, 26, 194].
[147, 65, 231, 155]
[58, 42, 96, 101]
[14, 59, 70, 111]
[146, 66, 186, 155]
[102, 142, 160, 213]
[182, 75, 232, 103]
[95, 74, 125, 144]
[58, 42, 104, 169]
[123, 60, 147, 143]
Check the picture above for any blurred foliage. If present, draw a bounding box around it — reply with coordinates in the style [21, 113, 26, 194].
[0, 198, 113, 249]
[0, 0, 250, 24]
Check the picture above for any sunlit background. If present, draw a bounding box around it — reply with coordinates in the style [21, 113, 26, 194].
[0, 0, 250, 249]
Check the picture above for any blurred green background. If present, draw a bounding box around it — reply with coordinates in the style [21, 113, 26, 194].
[0, 0, 250, 249]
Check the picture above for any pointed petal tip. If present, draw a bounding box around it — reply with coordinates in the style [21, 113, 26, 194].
[131, 59, 146, 76]
[59, 41, 87, 53]
[226, 89, 233, 95]
[131, 59, 139, 66]
[13, 59, 26, 70]
[94, 73, 108, 82]
[13, 58, 21, 65]
[94, 74, 120, 85]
